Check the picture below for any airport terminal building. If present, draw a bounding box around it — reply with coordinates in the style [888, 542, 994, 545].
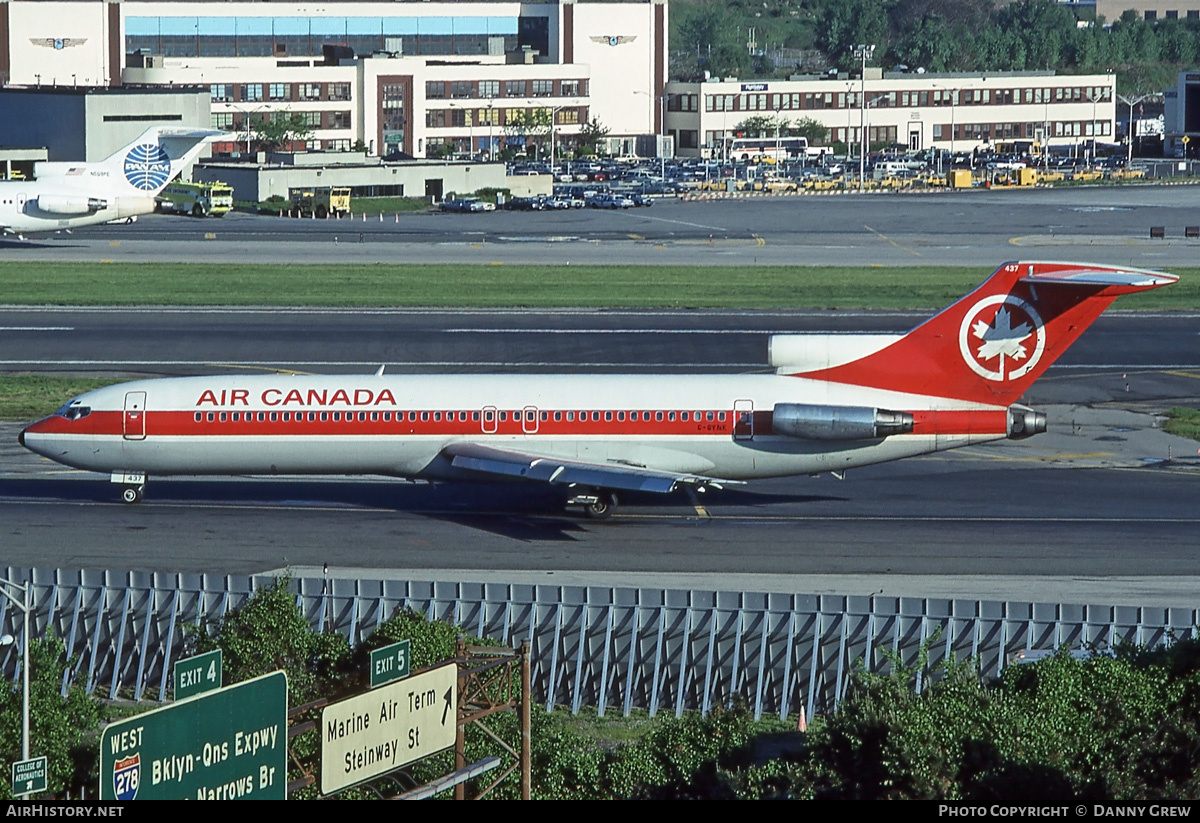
[0, 0, 667, 159]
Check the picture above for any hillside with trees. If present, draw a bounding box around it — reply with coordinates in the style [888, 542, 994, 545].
[671, 0, 1194, 95]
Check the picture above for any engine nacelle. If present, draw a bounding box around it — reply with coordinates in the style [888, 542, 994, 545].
[772, 403, 914, 440]
[36, 194, 107, 215]
[1007, 407, 1047, 439]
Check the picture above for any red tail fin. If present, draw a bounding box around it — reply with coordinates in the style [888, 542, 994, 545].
[789, 261, 1178, 406]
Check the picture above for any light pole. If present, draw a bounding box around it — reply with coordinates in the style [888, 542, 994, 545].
[1118, 92, 1150, 168]
[541, 104, 566, 174]
[845, 82, 856, 167]
[1087, 89, 1103, 163]
[225, 103, 267, 157]
[486, 98, 496, 161]
[0, 576, 32, 798]
[634, 90, 669, 179]
[852, 44, 875, 189]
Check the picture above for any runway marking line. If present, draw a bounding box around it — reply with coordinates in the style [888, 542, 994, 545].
[862, 225, 920, 256]
[1164, 370, 1200, 381]
[685, 488, 710, 519]
[207, 362, 311, 375]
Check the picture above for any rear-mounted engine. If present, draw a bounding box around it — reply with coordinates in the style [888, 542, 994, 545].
[1007, 407, 1047, 439]
[772, 403, 914, 441]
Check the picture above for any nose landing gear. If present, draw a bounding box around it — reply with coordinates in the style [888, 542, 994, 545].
[111, 471, 146, 505]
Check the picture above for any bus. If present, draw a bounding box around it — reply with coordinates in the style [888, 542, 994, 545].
[728, 136, 817, 163]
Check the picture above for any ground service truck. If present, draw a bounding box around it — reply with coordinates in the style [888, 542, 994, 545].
[289, 186, 352, 218]
[156, 181, 234, 217]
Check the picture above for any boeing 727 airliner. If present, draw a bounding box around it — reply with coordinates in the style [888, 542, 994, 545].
[19, 261, 1178, 518]
[0, 126, 220, 237]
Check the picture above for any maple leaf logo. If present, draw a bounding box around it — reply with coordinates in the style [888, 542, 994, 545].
[958, 295, 1045, 382]
[972, 307, 1032, 363]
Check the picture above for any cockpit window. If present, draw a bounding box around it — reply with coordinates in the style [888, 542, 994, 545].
[54, 399, 92, 421]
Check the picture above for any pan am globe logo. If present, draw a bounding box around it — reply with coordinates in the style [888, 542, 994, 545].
[958, 294, 1045, 382]
[123, 143, 172, 191]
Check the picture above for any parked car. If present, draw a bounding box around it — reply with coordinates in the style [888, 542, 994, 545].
[440, 198, 493, 213]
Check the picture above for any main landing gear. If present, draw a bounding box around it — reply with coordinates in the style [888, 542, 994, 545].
[566, 490, 619, 520]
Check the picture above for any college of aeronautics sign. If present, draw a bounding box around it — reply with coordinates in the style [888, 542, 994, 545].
[957, 294, 1045, 382]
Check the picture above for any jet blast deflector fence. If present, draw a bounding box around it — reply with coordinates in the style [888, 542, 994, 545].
[2, 567, 1197, 719]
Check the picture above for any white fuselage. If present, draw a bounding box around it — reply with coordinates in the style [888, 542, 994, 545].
[0, 177, 155, 234]
[21, 372, 1011, 483]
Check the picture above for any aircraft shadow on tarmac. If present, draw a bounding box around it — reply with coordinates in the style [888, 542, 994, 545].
[0, 478, 847, 541]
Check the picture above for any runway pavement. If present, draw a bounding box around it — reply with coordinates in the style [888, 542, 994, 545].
[2, 185, 1198, 607]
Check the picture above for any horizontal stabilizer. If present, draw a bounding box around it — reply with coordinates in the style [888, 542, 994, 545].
[1019, 264, 1179, 291]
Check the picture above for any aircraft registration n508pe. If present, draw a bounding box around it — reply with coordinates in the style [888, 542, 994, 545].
[20, 261, 1177, 518]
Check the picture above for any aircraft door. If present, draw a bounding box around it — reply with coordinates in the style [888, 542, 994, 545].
[733, 399, 754, 440]
[123, 391, 147, 441]
[522, 406, 539, 434]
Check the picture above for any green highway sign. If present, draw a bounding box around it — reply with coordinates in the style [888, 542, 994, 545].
[11, 756, 47, 796]
[100, 670, 287, 801]
[369, 640, 411, 688]
[174, 648, 223, 701]
[321, 661, 457, 795]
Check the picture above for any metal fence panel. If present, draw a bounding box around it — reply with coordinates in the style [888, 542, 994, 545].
[2, 567, 1197, 717]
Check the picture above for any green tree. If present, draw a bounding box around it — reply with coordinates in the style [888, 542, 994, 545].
[814, 0, 891, 71]
[253, 112, 315, 152]
[575, 117, 611, 156]
[673, 4, 751, 79]
[0, 636, 101, 800]
[185, 577, 351, 704]
[505, 108, 552, 159]
[791, 116, 830, 144]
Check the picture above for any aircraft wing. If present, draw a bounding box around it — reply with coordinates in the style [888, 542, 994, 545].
[442, 442, 740, 494]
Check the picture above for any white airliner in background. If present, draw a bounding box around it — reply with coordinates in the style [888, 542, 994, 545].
[0, 126, 220, 237]
[20, 261, 1178, 518]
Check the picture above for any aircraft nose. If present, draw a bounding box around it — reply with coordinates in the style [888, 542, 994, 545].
[18, 427, 25, 448]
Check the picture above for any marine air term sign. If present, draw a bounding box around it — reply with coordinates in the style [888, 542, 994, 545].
[320, 661, 457, 795]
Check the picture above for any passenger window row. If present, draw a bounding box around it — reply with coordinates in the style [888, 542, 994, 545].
[191, 409, 730, 425]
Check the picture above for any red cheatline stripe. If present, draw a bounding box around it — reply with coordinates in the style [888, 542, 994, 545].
[28, 408, 1009, 438]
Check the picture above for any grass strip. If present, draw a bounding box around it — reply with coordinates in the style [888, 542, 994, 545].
[0, 375, 123, 422]
[0, 263, 1195, 310]
[1164, 407, 1200, 442]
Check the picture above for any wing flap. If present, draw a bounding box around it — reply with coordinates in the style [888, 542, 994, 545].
[444, 442, 734, 494]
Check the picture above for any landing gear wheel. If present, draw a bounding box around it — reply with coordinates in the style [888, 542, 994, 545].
[121, 485, 144, 505]
[585, 492, 618, 520]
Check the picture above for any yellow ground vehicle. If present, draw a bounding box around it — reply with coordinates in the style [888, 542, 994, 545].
[289, 186, 352, 218]
[156, 181, 234, 217]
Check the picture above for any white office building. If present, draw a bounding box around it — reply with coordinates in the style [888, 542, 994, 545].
[665, 70, 1118, 159]
[0, 0, 668, 159]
